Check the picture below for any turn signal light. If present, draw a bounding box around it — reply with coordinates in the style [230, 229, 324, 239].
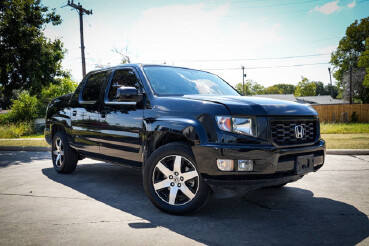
[217, 159, 234, 171]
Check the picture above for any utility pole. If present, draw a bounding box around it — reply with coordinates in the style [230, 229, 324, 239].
[67, 0, 92, 78]
[328, 67, 333, 98]
[242, 66, 246, 96]
[349, 65, 353, 104]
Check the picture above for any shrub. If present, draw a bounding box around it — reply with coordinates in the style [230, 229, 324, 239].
[40, 77, 77, 105]
[351, 112, 359, 123]
[0, 122, 34, 138]
[38, 77, 78, 117]
[9, 91, 40, 121]
[0, 113, 12, 124]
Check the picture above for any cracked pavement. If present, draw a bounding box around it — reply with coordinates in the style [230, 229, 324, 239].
[0, 151, 368, 246]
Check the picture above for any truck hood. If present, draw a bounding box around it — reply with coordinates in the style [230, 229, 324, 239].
[182, 95, 317, 116]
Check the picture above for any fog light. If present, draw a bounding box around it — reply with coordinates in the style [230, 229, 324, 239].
[238, 160, 253, 171]
[217, 159, 234, 171]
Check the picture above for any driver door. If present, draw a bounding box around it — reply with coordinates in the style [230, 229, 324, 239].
[98, 68, 144, 167]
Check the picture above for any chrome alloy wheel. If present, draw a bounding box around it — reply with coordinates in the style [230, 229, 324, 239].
[53, 138, 64, 168]
[152, 155, 199, 206]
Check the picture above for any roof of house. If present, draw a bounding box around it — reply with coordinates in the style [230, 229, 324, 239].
[253, 94, 296, 102]
[252, 94, 347, 105]
[296, 95, 348, 105]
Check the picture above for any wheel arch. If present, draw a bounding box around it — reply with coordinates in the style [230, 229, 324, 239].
[142, 118, 207, 165]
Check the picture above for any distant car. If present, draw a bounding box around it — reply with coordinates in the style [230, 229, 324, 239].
[45, 64, 325, 215]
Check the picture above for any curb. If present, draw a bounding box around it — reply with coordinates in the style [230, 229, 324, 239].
[326, 149, 369, 155]
[0, 146, 51, 152]
[0, 138, 44, 141]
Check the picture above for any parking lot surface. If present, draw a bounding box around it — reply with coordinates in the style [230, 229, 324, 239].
[0, 151, 368, 246]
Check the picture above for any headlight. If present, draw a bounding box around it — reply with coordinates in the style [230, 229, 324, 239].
[216, 116, 257, 137]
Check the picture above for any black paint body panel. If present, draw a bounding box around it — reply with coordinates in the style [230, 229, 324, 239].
[45, 64, 325, 187]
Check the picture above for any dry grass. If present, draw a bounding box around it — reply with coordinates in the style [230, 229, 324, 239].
[0, 139, 48, 147]
[321, 133, 369, 149]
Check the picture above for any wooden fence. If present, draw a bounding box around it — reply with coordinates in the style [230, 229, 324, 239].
[311, 104, 369, 123]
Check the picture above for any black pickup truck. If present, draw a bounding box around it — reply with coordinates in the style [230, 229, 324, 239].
[45, 64, 325, 214]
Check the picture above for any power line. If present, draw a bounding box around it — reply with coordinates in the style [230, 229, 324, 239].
[166, 53, 331, 63]
[221, 0, 367, 18]
[246, 62, 330, 69]
[231, 0, 321, 9]
[200, 62, 330, 71]
[205, 0, 322, 6]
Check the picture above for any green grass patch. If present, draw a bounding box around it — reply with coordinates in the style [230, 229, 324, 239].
[0, 139, 48, 147]
[321, 133, 369, 149]
[320, 123, 369, 134]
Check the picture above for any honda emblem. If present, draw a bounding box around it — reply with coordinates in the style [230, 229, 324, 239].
[295, 125, 305, 139]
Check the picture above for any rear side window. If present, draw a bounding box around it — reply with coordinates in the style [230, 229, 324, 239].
[81, 71, 108, 102]
[107, 69, 140, 101]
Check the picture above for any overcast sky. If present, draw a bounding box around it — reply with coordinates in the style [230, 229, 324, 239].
[43, 0, 369, 87]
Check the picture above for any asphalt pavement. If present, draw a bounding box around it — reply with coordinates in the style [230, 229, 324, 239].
[0, 151, 368, 246]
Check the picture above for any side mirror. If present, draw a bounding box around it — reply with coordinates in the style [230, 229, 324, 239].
[116, 86, 142, 102]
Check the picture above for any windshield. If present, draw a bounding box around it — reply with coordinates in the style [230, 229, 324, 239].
[143, 66, 240, 96]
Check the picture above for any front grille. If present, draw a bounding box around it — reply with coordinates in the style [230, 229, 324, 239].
[270, 119, 317, 145]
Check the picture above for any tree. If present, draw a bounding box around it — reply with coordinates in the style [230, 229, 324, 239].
[295, 77, 316, 97]
[264, 84, 295, 94]
[358, 37, 369, 87]
[0, 0, 65, 108]
[342, 67, 368, 103]
[264, 85, 282, 94]
[330, 17, 369, 103]
[324, 84, 339, 99]
[235, 80, 265, 95]
[313, 81, 326, 95]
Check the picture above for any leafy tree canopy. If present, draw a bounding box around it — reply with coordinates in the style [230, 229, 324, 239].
[294, 77, 316, 97]
[264, 84, 295, 94]
[330, 17, 369, 81]
[313, 81, 325, 95]
[324, 83, 339, 99]
[235, 80, 265, 95]
[358, 37, 369, 87]
[330, 16, 369, 103]
[0, 0, 65, 108]
[40, 76, 77, 104]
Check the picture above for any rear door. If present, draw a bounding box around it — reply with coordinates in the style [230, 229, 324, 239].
[98, 67, 144, 167]
[70, 70, 111, 156]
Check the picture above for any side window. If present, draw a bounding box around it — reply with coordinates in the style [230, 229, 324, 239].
[107, 69, 140, 101]
[81, 71, 108, 102]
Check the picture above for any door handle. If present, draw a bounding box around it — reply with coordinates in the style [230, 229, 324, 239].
[72, 110, 77, 116]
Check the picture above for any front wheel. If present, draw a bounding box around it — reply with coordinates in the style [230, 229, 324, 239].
[143, 143, 210, 215]
[52, 131, 78, 174]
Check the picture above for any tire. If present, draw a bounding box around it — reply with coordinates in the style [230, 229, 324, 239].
[143, 143, 211, 215]
[52, 131, 78, 174]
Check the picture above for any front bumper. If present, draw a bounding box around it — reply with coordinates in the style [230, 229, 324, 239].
[192, 139, 325, 187]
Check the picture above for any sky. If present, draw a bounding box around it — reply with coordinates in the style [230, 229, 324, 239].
[43, 0, 369, 88]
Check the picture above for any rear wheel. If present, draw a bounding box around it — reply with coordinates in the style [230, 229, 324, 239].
[52, 131, 78, 174]
[143, 143, 210, 215]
